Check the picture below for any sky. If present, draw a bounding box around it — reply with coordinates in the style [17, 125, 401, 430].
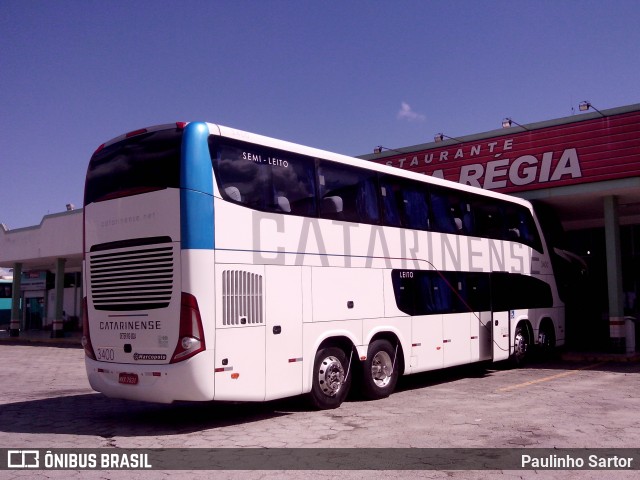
[1, 0, 639, 229]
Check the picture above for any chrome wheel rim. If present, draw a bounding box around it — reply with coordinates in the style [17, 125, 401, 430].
[317, 355, 345, 397]
[513, 331, 527, 362]
[371, 351, 393, 388]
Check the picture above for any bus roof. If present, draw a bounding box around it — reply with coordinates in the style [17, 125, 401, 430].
[210, 122, 536, 210]
[93, 121, 536, 212]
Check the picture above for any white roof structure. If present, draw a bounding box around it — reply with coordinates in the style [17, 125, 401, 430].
[0, 209, 83, 271]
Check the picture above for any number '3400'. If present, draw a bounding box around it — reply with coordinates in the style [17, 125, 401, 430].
[97, 348, 115, 361]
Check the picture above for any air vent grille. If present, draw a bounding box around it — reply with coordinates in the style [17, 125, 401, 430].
[222, 270, 263, 325]
[90, 243, 174, 311]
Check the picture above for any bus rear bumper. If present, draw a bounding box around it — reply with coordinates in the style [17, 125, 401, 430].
[85, 351, 214, 403]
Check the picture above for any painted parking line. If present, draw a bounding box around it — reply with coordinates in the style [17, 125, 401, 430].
[496, 362, 608, 393]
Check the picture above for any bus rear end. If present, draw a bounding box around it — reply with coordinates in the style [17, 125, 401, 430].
[82, 122, 215, 403]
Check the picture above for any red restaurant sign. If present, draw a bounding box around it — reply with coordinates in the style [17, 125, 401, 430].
[371, 109, 640, 194]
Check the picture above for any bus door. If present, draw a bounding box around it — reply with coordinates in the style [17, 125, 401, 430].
[466, 273, 492, 362]
[439, 276, 471, 368]
[491, 311, 510, 362]
[264, 266, 303, 401]
[474, 311, 493, 362]
[490, 272, 510, 362]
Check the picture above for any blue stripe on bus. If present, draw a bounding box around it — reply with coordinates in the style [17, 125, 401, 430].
[180, 122, 214, 250]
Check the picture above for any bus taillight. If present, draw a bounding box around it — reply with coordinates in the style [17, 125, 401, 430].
[125, 128, 148, 138]
[93, 143, 105, 156]
[81, 297, 96, 360]
[171, 293, 206, 363]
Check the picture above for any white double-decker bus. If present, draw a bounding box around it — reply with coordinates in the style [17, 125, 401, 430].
[82, 121, 564, 409]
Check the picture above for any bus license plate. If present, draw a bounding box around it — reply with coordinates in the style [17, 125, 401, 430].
[119, 373, 138, 385]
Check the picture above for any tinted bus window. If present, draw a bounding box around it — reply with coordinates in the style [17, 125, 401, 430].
[430, 188, 473, 235]
[472, 197, 506, 240]
[392, 270, 471, 316]
[379, 176, 430, 230]
[391, 270, 553, 316]
[490, 272, 553, 311]
[504, 204, 543, 252]
[317, 161, 379, 224]
[210, 138, 317, 217]
[84, 128, 183, 205]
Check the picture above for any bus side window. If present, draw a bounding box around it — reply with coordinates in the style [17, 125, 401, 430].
[379, 180, 402, 227]
[429, 274, 453, 313]
[270, 155, 316, 216]
[505, 209, 522, 240]
[212, 144, 268, 209]
[472, 198, 505, 240]
[211, 139, 317, 217]
[380, 176, 431, 231]
[466, 273, 491, 311]
[356, 178, 379, 223]
[505, 205, 543, 252]
[401, 188, 430, 231]
[318, 161, 379, 224]
[430, 190, 458, 234]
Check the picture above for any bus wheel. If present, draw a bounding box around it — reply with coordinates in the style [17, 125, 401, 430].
[510, 325, 529, 367]
[538, 323, 556, 360]
[362, 340, 398, 400]
[309, 347, 351, 410]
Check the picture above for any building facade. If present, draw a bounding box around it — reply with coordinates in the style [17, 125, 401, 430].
[0, 210, 83, 337]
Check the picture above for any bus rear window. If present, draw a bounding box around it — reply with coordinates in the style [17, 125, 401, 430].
[84, 128, 183, 205]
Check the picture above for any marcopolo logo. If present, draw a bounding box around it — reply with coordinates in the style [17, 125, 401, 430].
[133, 353, 167, 361]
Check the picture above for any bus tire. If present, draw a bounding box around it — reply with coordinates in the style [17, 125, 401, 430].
[510, 325, 529, 367]
[361, 339, 399, 400]
[538, 322, 556, 360]
[309, 347, 351, 410]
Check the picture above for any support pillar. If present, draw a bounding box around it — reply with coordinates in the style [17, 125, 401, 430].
[52, 258, 66, 338]
[604, 196, 625, 352]
[9, 263, 22, 337]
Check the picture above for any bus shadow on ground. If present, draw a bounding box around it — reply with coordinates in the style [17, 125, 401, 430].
[0, 363, 494, 438]
[0, 393, 300, 438]
[385, 355, 639, 398]
[516, 354, 640, 374]
[386, 362, 493, 396]
[4, 357, 634, 440]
